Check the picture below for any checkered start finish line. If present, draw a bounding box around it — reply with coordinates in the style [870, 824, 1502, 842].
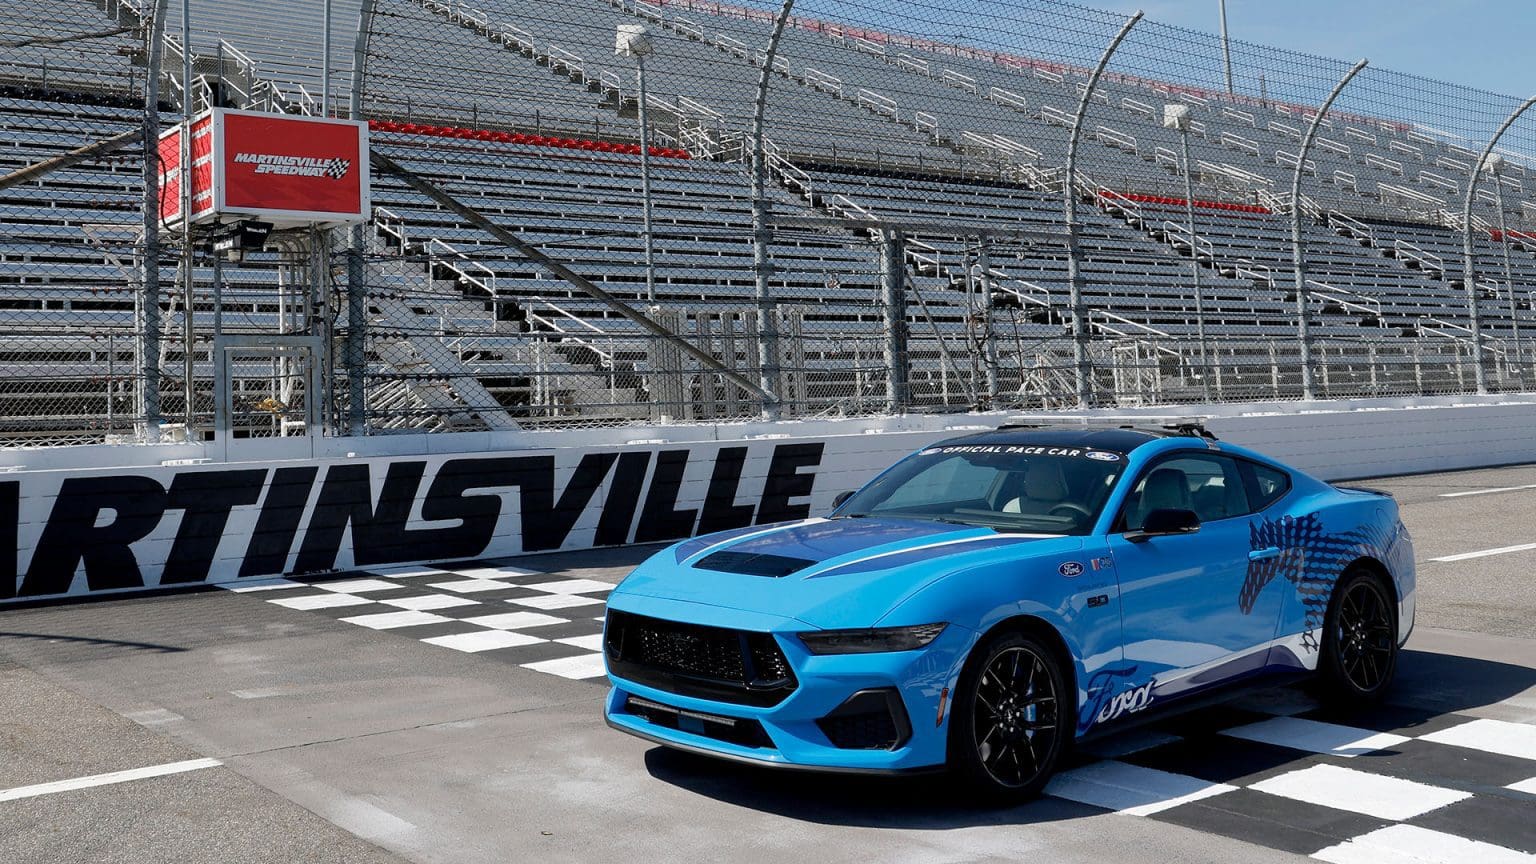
[222, 563, 1536, 862]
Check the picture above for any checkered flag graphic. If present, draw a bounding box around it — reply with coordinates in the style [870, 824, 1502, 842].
[323, 158, 351, 179]
[1239, 514, 1396, 651]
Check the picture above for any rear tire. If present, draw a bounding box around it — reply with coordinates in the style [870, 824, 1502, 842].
[1318, 567, 1398, 705]
[948, 629, 1071, 803]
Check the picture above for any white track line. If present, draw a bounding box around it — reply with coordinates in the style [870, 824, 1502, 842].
[1248, 764, 1469, 821]
[1430, 542, 1536, 562]
[1312, 824, 1536, 864]
[1439, 483, 1536, 498]
[0, 758, 222, 803]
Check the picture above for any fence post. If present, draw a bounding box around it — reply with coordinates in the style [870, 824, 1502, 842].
[138, 0, 169, 441]
[1292, 58, 1367, 400]
[1063, 10, 1141, 408]
[345, 0, 376, 435]
[749, 0, 795, 419]
[880, 229, 909, 412]
[1462, 94, 1536, 395]
[977, 239, 1000, 404]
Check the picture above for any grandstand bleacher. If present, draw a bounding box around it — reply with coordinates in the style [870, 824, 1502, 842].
[0, 0, 1533, 440]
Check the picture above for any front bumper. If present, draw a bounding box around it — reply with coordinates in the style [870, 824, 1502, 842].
[602, 595, 974, 773]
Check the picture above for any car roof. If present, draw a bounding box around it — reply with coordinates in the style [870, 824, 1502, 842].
[938, 425, 1192, 453]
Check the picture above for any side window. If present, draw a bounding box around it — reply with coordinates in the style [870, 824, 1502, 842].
[1242, 461, 1292, 511]
[1121, 454, 1251, 530]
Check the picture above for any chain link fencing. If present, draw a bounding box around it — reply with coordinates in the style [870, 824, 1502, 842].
[3, 0, 1536, 445]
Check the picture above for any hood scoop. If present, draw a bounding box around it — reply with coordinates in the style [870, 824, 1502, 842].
[694, 550, 816, 578]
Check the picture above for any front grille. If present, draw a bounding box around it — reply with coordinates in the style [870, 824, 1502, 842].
[625, 695, 774, 749]
[606, 610, 798, 707]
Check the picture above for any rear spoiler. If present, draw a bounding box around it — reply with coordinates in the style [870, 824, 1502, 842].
[1331, 484, 1394, 498]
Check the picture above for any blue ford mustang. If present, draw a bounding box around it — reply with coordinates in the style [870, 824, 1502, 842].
[603, 424, 1414, 798]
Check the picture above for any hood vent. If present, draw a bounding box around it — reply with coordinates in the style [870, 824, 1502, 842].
[694, 549, 816, 578]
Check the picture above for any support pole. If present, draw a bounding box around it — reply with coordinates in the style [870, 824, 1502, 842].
[1176, 119, 1210, 401]
[636, 53, 656, 305]
[978, 239, 999, 405]
[1063, 10, 1142, 407]
[139, 0, 169, 440]
[879, 229, 909, 413]
[749, 0, 795, 419]
[180, 0, 194, 431]
[1492, 172, 1521, 383]
[322, 0, 332, 115]
[1218, 0, 1234, 97]
[345, 0, 376, 435]
[1291, 59, 1367, 400]
[1463, 95, 1536, 394]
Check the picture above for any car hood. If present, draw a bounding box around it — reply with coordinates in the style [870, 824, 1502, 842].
[611, 516, 1079, 629]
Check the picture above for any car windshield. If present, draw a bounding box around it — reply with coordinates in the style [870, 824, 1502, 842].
[835, 443, 1125, 536]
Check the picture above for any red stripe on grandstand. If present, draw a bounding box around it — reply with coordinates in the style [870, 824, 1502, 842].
[367, 120, 691, 159]
[1098, 190, 1271, 215]
[1490, 229, 1536, 242]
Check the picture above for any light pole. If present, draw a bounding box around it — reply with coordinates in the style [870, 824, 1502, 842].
[1218, 0, 1234, 97]
[1165, 104, 1211, 402]
[1488, 155, 1521, 383]
[616, 24, 657, 305]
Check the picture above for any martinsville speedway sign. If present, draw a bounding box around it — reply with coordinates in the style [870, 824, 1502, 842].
[0, 432, 942, 603]
[158, 108, 370, 228]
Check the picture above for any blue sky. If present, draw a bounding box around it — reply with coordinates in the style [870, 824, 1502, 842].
[1094, 1, 1532, 98]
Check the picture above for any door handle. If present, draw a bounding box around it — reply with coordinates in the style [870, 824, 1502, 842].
[1249, 547, 1282, 561]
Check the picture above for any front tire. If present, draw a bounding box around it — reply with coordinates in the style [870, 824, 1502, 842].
[1319, 568, 1398, 705]
[948, 629, 1070, 802]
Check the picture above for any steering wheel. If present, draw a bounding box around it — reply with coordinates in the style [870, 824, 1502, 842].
[1048, 503, 1092, 522]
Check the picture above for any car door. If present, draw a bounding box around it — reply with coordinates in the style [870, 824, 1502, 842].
[1104, 452, 1287, 712]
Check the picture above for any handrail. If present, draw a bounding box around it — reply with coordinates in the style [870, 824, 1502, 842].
[1039, 104, 1073, 129]
[850, 35, 886, 57]
[1161, 219, 1214, 259]
[633, 0, 663, 21]
[1419, 170, 1459, 193]
[1379, 182, 1443, 208]
[1333, 169, 1358, 190]
[1327, 210, 1374, 244]
[1033, 67, 1063, 84]
[1388, 139, 1422, 158]
[1306, 278, 1381, 319]
[715, 34, 747, 58]
[374, 206, 409, 250]
[1275, 149, 1317, 175]
[1392, 238, 1445, 274]
[983, 270, 1051, 310]
[1097, 187, 1142, 224]
[989, 86, 1028, 111]
[1269, 119, 1302, 141]
[501, 23, 535, 53]
[896, 53, 930, 75]
[1365, 152, 1404, 175]
[803, 67, 842, 96]
[1232, 259, 1275, 287]
[1219, 131, 1260, 157]
[1344, 126, 1377, 145]
[547, 45, 584, 77]
[672, 17, 703, 39]
[426, 238, 499, 301]
[857, 88, 898, 118]
[1121, 97, 1155, 119]
[1091, 309, 1174, 339]
[676, 94, 723, 122]
[913, 111, 937, 134]
[1153, 146, 1178, 170]
[940, 69, 977, 93]
[1314, 137, 1350, 156]
[1222, 105, 1256, 126]
[1095, 124, 1137, 151]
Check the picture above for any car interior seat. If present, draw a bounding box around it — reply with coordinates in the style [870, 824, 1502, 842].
[1127, 467, 1191, 528]
[1001, 460, 1070, 515]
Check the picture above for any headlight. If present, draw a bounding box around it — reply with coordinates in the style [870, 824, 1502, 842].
[798, 623, 948, 655]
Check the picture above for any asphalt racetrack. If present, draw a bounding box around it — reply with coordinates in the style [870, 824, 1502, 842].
[2, 463, 1535, 864]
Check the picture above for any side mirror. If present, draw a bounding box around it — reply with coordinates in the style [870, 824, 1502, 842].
[832, 490, 855, 509]
[1124, 508, 1200, 543]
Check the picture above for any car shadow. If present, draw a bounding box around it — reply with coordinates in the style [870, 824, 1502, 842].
[641, 747, 1101, 828]
[642, 651, 1536, 827]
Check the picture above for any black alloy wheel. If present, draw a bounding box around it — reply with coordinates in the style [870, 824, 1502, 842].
[950, 630, 1069, 801]
[1321, 568, 1398, 703]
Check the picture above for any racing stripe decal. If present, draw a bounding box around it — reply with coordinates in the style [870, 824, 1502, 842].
[807, 533, 1059, 579]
